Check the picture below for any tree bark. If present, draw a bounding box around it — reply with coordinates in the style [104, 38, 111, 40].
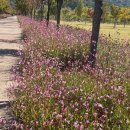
[56, 0, 63, 30]
[40, 1, 44, 21]
[46, 0, 52, 27]
[113, 19, 116, 28]
[123, 21, 126, 28]
[87, 0, 103, 68]
[30, 8, 33, 19]
[34, 8, 36, 19]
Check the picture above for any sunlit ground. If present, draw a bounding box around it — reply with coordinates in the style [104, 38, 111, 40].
[60, 21, 130, 41]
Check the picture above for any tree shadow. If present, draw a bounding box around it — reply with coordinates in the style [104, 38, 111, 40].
[0, 39, 20, 43]
[0, 101, 13, 119]
[0, 33, 20, 35]
[0, 25, 18, 27]
[0, 101, 11, 109]
[0, 101, 14, 129]
[0, 49, 21, 57]
[0, 21, 18, 24]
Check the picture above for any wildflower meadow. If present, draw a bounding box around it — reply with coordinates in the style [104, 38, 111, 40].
[4, 16, 129, 130]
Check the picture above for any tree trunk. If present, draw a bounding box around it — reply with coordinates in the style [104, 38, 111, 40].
[113, 19, 116, 28]
[46, 0, 52, 27]
[34, 8, 36, 19]
[31, 8, 33, 19]
[87, 0, 103, 68]
[40, 1, 44, 21]
[123, 21, 126, 28]
[56, 0, 63, 30]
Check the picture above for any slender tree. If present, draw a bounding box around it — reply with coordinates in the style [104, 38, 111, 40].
[40, 0, 44, 21]
[46, 0, 52, 27]
[56, 0, 63, 30]
[111, 5, 120, 28]
[87, 0, 103, 68]
[119, 7, 130, 28]
[75, 0, 84, 20]
[102, 2, 110, 23]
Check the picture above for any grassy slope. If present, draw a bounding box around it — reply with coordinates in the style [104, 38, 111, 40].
[60, 21, 130, 41]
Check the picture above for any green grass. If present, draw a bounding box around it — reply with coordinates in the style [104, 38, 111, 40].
[60, 21, 130, 41]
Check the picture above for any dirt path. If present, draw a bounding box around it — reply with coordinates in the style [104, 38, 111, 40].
[0, 16, 22, 129]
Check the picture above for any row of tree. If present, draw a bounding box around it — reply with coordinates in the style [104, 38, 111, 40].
[15, 0, 64, 29]
[62, 4, 130, 26]
[62, 1, 130, 28]
[14, 0, 104, 67]
[15, 0, 130, 28]
[1, 0, 130, 29]
[104, 4, 130, 28]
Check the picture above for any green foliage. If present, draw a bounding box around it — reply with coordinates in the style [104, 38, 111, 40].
[111, 5, 121, 20]
[61, 6, 92, 22]
[61, 7, 77, 21]
[15, 0, 28, 15]
[81, 7, 91, 23]
[12, 0, 130, 26]
[50, 0, 57, 19]
[102, 2, 111, 22]
[37, 5, 48, 20]
[111, 5, 121, 27]
[75, 0, 84, 20]
[0, 0, 10, 13]
[119, 7, 130, 27]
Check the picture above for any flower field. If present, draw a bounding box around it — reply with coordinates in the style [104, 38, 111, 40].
[6, 16, 130, 129]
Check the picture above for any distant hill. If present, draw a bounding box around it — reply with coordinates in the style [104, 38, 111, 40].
[85, 0, 130, 7]
[69, 0, 130, 7]
[107, 0, 130, 6]
[9, 0, 130, 10]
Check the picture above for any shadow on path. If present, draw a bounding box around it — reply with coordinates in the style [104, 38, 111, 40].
[0, 101, 11, 109]
[0, 21, 18, 24]
[0, 39, 20, 43]
[0, 101, 14, 129]
[0, 49, 21, 57]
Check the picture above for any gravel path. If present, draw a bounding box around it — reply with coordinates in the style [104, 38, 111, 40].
[0, 16, 22, 129]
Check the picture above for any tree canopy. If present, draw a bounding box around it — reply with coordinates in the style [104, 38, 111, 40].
[0, 0, 10, 13]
